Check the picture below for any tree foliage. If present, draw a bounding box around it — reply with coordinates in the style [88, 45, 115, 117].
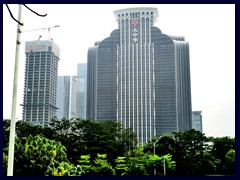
[3, 119, 235, 176]
[3, 135, 68, 176]
[90, 154, 115, 176]
[77, 155, 92, 175]
[224, 149, 235, 175]
[171, 129, 209, 175]
[115, 156, 128, 176]
[48, 118, 137, 165]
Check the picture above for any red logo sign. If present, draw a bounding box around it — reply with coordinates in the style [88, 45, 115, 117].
[131, 20, 139, 27]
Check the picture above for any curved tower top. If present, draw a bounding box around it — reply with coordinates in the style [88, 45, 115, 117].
[114, 7, 159, 26]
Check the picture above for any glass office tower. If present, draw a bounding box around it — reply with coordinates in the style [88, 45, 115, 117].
[87, 7, 192, 144]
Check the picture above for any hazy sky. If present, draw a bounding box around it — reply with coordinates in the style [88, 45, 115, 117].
[3, 4, 235, 138]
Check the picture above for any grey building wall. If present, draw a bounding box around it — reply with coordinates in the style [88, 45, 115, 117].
[22, 40, 60, 126]
[77, 63, 87, 119]
[87, 7, 192, 145]
[97, 31, 119, 122]
[192, 111, 202, 132]
[86, 43, 99, 120]
[56, 76, 79, 120]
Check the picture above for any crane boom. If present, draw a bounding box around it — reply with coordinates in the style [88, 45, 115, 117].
[22, 25, 60, 32]
[22, 25, 60, 41]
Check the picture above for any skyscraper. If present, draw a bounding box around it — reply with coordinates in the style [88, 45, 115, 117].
[87, 41, 100, 120]
[56, 76, 80, 120]
[87, 7, 192, 144]
[192, 111, 203, 132]
[22, 40, 60, 126]
[77, 63, 87, 119]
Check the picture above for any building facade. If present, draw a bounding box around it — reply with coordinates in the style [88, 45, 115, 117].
[87, 7, 192, 144]
[192, 111, 203, 132]
[77, 63, 87, 119]
[22, 40, 60, 125]
[87, 41, 100, 120]
[56, 76, 80, 120]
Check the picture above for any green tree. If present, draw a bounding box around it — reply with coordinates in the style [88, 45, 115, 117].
[124, 146, 175, 176]
[3, 119, 56, 149]
[201, 151, 221, 175]
[49, 118, 137, 165]
[77, 155, 92, 175]
[46, 161, 82, 176]
[163, 153, 176, 175]
[3, 153, 8, 175]
[125, 157, 147, 176]
[172, 129, 209, 175]
[49, 117, 83, 164]
[144, 134, 175, 156]
[115, 156, 129, 176]
[123, 146, 147, 175]
[3, 119, 10, 149]
[209, 136, 235, 174]
[142, 153, 162, 176]
[224, 149, 235, 175]
[90, 154, 115, 176]
[3, 135, 69, 176]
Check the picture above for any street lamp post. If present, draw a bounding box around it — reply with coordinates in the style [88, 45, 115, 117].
[7, 4, 23, 176]
[153, 139, 166, 176]
[162, 155, 166, 176]
[153, 141, 156, 175]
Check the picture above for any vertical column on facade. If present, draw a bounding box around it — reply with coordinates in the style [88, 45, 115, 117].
[132, 42, 135, 134]
[37, 53, 40, 123]
[124, 18, 127, 129]
[136, 39, 139, 143]
[120, 18, 123, 127]
[116, 45, 119, 124]
[127, 17, 131, 130]
[44, 52, 47, 122]
[144, 17, 148, 143]
[31, 53, 35, 121]
[94, 49, 97, 120]
[148, 17, 152, 139]
[152, 44, 156, 137]
[140, 16, 143, 145]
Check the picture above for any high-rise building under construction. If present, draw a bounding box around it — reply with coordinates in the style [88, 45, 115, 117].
[22, 40, 60, 126]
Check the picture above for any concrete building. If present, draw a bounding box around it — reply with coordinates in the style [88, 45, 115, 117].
[56, 76, 80, 120]
[22, 40, 60, 125]
[87, 7, 192, 144]
[192, 111, 203, 132]
[77, 63, 87, 119]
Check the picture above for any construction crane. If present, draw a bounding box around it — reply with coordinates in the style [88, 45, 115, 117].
[22, 25, 60, 41]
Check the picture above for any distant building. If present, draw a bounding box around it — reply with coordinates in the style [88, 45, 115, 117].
[87, 7, 192, 144]
[56, 76, 79, 120]
[86, 41, 99, 120]
[192, 111, 203, 132]
[77, 63, 87, 119]
[22, 40, 60, 125]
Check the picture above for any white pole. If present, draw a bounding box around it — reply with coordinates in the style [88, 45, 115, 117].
[153, 142, 156, 175]
[163, 156, 166, 176]
[7, 4, 22, 176]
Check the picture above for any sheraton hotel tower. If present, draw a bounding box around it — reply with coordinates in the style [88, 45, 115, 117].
[87, 7, 192, 145]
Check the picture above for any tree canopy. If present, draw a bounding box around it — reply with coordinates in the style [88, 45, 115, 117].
[3, 119, 235, 176]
